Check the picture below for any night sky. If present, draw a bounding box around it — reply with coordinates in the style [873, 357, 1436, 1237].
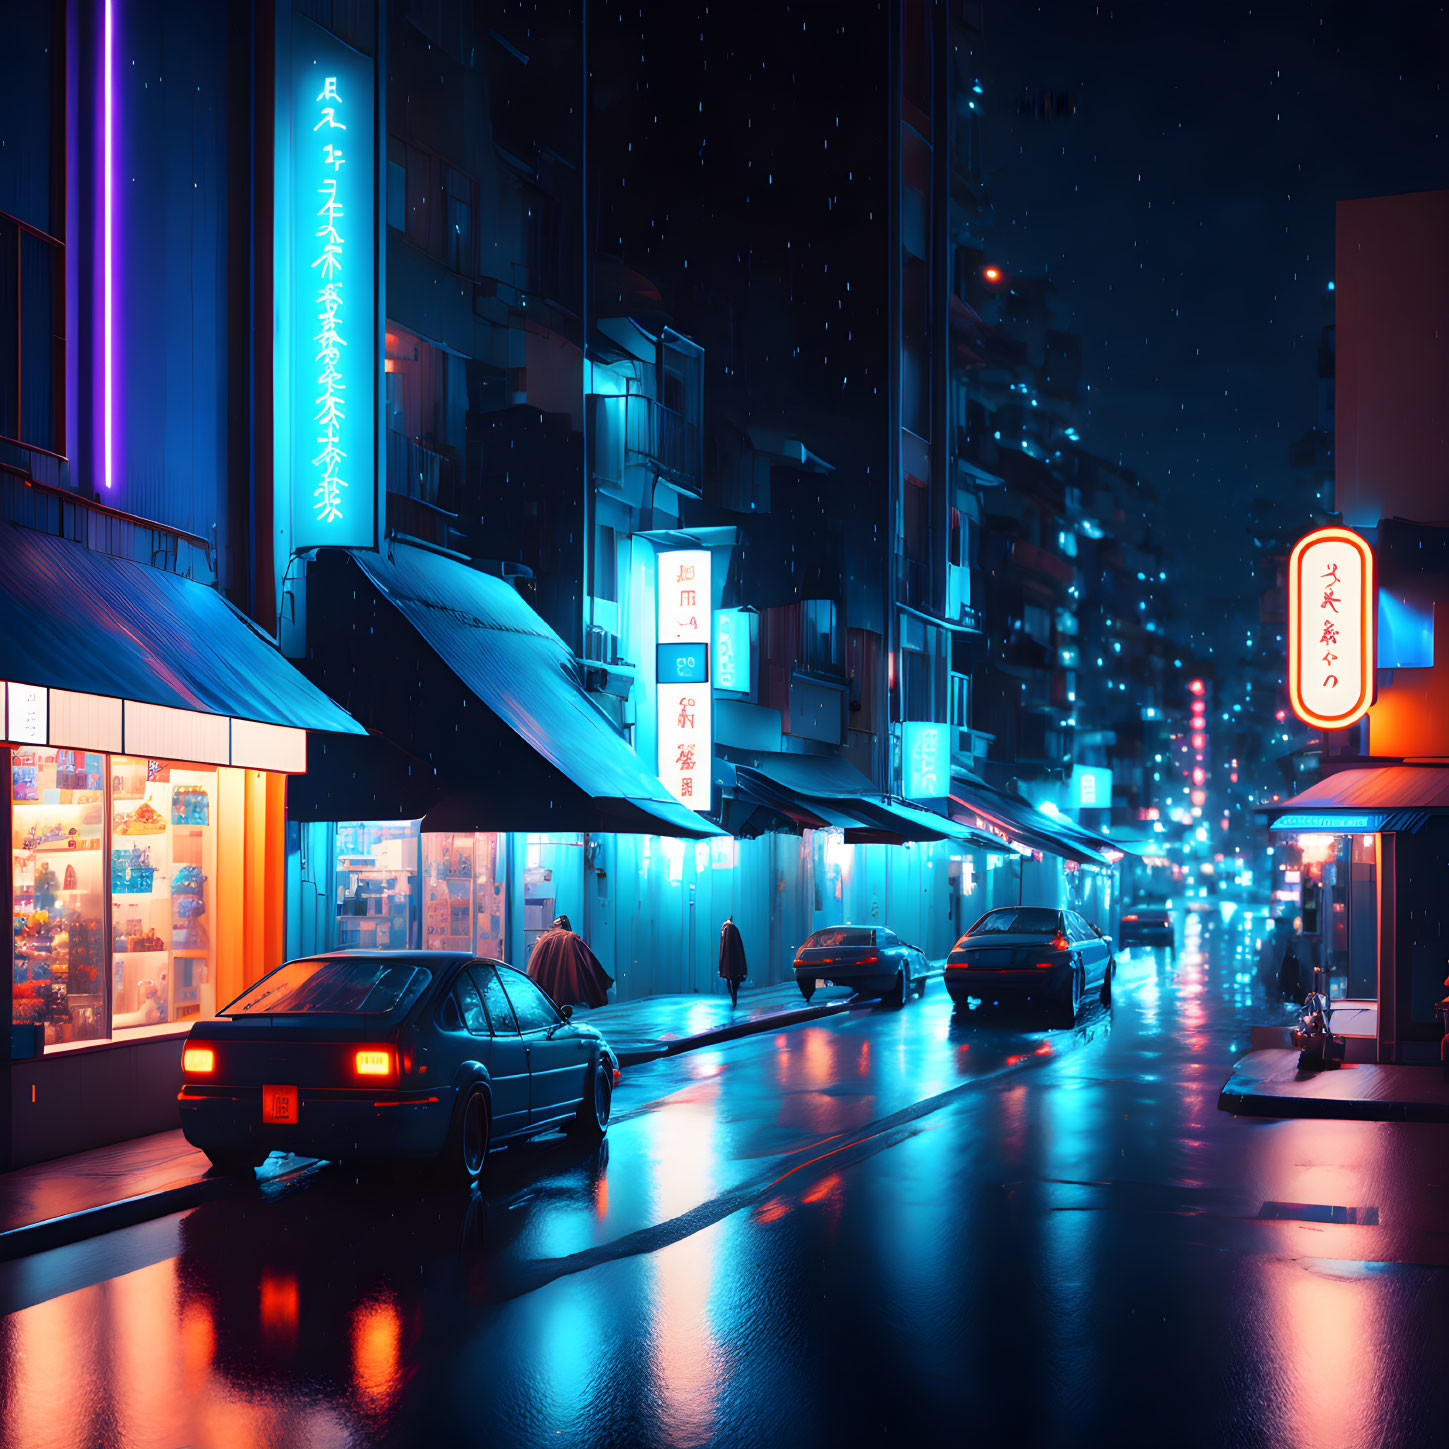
[985, 1, 1447, 611]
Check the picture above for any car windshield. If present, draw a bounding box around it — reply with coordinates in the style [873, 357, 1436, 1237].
[222, 958, 432, 1016]
[806, 928, 874, 948]
[966, 908, 1061, 936]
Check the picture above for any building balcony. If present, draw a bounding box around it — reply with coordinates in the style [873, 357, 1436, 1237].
[624, 395, 700, 495]
[387, 429, 459, 516]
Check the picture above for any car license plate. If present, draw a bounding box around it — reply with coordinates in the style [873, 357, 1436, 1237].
[262, 1084, 297, 1124]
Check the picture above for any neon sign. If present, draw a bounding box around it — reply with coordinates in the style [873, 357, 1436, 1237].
[1288, 527, 1375, 730]
[291, 20, 375, 550]
[902, 722, 949, 798]
[657, 550, 712, 811]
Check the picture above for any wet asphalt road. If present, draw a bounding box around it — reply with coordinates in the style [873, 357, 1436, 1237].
[2, 906, 1448, 1449]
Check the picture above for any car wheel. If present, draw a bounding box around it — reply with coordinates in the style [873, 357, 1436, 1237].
[799, 978, 816, 1003]
[575, 1062, 613, 1139]
[888, 970, 907, 1009]
[1051, 968, 1083, 1028]
[444, 1084, 491, 1185]
[203, 1148, 267, 1177]
[1099, 958, 1114, 1005]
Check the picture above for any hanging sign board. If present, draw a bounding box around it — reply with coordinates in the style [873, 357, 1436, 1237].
[290, 18, 376, 550]
[1288, 526, 1375, 730]
[657, 550, 712, 811]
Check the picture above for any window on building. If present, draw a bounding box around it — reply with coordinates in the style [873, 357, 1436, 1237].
[594, 523, 618, 603]
[335, 822, 420, 950]
[802, 599, 842, 675]
[846, 629, 881, 735]
[0, 212, 63, 455]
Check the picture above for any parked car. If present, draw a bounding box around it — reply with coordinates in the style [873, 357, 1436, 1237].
[178, 951, 620, 1182]
[944, 906, 1114, 1025]
[1118, 906, 1175, 952]
[793, 926, 929, 1007]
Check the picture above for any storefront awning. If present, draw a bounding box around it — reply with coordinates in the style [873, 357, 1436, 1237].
[1265, 766, 1449, 835]
[732, 751, 998, 848]
[948, 774, 1112, 865]
[302, 544, 722, 839]
[0, 519, 362, 766]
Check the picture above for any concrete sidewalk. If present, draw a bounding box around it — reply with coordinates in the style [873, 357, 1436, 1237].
[577, 977, 869, 1066]
[0, 972, 916, 1261]
[1219, 1047, 1449, 1122]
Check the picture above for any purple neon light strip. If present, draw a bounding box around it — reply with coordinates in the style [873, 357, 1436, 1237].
[103, 0, 113, 488]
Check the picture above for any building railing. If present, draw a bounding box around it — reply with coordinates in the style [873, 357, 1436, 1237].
[0, 463, 214, 581]
[624, 395, 700, 494]
[386, 429, 459, 516]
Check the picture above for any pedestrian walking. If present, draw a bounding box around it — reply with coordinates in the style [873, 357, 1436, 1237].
[527, 914, 615, 1009]
[718, 915, 748, 1008]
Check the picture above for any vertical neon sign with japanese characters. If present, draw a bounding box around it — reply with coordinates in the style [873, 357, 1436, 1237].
[292, 22, 375, 550]
[1288, 526, 1375, 729]
[657, 550, 712, 811]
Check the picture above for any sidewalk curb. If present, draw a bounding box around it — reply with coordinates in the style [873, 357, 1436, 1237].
[0, 1159, 319, 1264]
[0, 971, 946, 1259]
[611, 968, 945, 1067]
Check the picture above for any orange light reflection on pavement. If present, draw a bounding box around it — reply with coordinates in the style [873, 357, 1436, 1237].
[352, 1292, 404, 1413]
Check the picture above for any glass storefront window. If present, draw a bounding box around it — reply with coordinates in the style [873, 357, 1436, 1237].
[11, 748, 108, 1045]
[335, 822, 421, 950]
[421, 832, 506, 958]
[109, 758, 221, 1034]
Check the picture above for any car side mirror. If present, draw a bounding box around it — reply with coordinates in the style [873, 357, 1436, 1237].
[560, 1004, 574, 1021]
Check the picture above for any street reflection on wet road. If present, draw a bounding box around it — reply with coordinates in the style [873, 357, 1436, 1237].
[2, 907, 1446, 1448]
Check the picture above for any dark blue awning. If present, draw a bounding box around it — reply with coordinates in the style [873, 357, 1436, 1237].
[0, 519, 361, 735]
[342, 545, 722, 839]
[733, 750, 1000, 848]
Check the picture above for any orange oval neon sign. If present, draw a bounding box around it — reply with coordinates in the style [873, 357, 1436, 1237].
[1287, 526, 1375, 729]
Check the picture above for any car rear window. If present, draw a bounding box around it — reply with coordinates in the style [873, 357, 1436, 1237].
[222, 958, 431, 1016]
[966, 908, 1061, 936]
[806, 928, 874, 948]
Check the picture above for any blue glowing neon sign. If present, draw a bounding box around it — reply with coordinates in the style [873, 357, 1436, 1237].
[291, 19, 375, 550]
[1270, 812, 1382, 833]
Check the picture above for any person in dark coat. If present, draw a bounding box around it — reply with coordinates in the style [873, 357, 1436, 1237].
[527, 915, 614, 1009]
[718, 915, 748, 1007]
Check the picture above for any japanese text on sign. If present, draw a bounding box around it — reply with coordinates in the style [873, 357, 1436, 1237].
[1288, 527, 1375, 730]
[657, 551, 712, 810]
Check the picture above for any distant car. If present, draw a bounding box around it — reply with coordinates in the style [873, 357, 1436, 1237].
[944, 906, 1114, 1025]
[793, 926, 929, 1007]
[1118, 907, 1175, 952]
[178, 951, 620, 1182]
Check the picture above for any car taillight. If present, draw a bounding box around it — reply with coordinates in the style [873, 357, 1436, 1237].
[1050, 933, 1069, 951]
[1034, 962, 1056, 969]
[1122, 914, 1138, 921]
[354, 1048, 394, 1078]
[856, 954, 878, 965]
[182, 1046, 215, 1074]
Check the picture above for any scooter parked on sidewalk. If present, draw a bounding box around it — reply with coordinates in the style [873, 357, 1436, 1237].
[1291, 965, 1344, 1071]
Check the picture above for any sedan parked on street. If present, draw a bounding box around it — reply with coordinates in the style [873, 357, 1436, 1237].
[944, 907, 1114, 1025]
[178, 951, 620, 1182]
[794, 926, 929, 1007]
[1118, 906, 1175, 953]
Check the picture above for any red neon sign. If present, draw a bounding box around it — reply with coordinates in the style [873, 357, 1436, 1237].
[1287, 526, 1374, 730]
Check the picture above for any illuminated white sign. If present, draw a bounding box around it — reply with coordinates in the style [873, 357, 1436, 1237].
[291, 20, 375, 550]
[1288, 527, 1374, 730]
[5, 683, 47, 745]
[657, 550, 712, 811]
